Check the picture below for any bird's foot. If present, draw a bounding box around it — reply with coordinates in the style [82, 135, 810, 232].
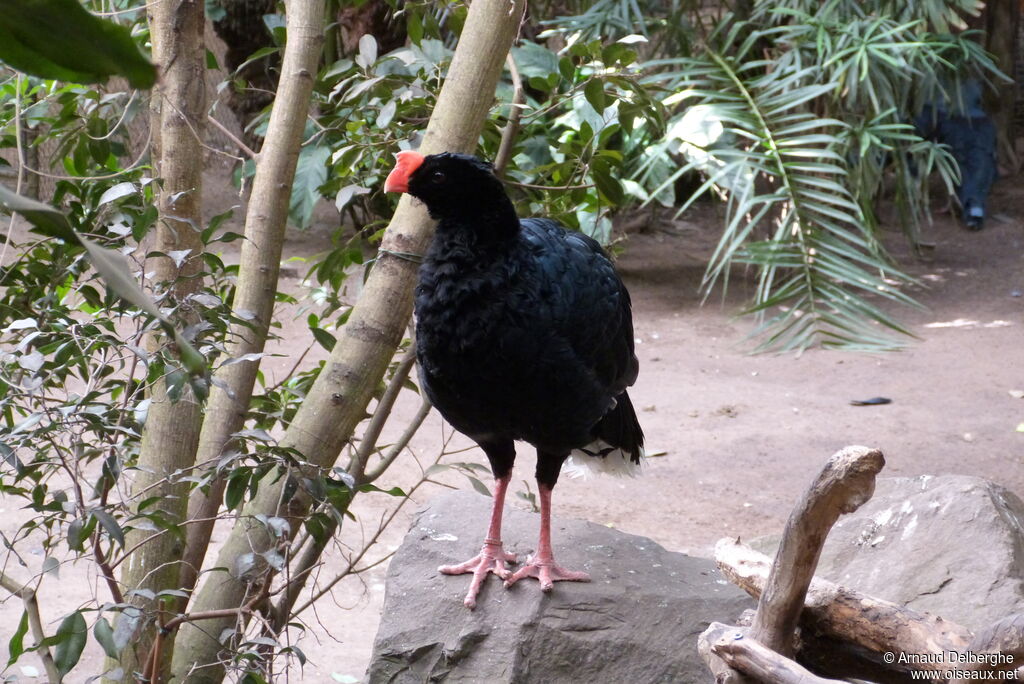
[503, 555, 590, 592]
[439, 538, 516, 609]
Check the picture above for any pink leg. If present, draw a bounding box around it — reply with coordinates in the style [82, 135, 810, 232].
[439, 475, 517, 609]
[504, 483, 590, 592]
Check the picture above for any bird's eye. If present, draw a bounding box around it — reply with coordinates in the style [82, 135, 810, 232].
[430, 171, 445, 183]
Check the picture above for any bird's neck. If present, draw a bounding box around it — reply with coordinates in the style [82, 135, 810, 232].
[434, 195, 520, 248]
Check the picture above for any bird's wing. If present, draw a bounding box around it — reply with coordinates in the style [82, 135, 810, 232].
[520, 218, 638, 394]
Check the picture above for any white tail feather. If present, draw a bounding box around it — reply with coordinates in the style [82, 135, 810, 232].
[562, 440, 643, 480]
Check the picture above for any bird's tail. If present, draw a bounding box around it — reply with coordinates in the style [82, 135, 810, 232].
[563, 391, 645, 479]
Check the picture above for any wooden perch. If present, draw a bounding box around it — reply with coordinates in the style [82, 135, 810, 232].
[700, 445, 885, 683]
[750, 445, 885, 657]
[716, 539, 973, 668]
[703, 445, 1024, 683]
[700, 622, 848, 684]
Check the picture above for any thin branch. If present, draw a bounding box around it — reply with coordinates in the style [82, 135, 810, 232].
[142, 568, 273, 682]
[208, 114, 259, 160]
[0, 571, 61, 683]
[347, 345, 418, 479]
[15, 125, 152, 181]
[0, 73, 25, 272]
[361, 398, 432, 483]
[494, 53, 524, 176]
[505, 179, 595, 191]
[93, 537, 126, 605]
[163, 93, 247, 164]
[266, 342, 313, 393]
[109, 515, 224, 571]
[288, 476, 422, 619]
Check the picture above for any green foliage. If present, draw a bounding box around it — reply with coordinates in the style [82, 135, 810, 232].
[0, 0, 154, 87]
[492, 35, 667, 242]
[642, 0, 1003, 350]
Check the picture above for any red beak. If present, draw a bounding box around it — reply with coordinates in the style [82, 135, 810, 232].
[384, 150, 426, 193]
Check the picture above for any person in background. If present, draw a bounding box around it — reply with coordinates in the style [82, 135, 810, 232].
[915, 78, 997, 231]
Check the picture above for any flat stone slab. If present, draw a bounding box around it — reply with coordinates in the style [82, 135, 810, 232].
[366, 490, 753, 683]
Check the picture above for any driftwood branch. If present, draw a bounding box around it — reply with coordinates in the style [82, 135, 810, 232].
[716, 539, 973, 667]
[700, 446, 885, 683]
[700, 623, 847, 684]
[704, 445, 1024, 683]
[750, 445, 885, 657]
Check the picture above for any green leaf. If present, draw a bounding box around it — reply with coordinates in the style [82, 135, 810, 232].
[91, 508, 125, 548]
[0, 0, 155, 87]
[467, 476, 490, 497]
[584, 78, 606, 112]
[511, 42, 559, 80]
[6, 611, 29, 666]
[93, 617, 119, 659]
[357, 484, 406, 497]
[0, 184, 77, 243]
[289, 145, 332, 229]
[53, 610, 87, 676]
[407, 13, 423, 45]
[310, 326, 336, 352]
[224, 471, 249, 510]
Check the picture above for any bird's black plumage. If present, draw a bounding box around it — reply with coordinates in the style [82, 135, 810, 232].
[407, 152, 643, 487]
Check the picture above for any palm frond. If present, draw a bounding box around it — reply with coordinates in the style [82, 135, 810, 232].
[644, 22, 923, 352]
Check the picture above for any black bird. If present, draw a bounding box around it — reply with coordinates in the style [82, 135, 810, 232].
[385, 150, 644, 608]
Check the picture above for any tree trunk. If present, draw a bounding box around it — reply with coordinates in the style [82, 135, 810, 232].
[170, 1, 527, 680]
[106, 0, 206, 679]
[983, 0, 1020, 169]
[177, 0, 325, 607]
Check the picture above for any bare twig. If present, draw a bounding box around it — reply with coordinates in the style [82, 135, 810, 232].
[141, 568, 273, 683]
[266, 342, 313, 393]
[208, 114, 259, 160]
[494, 53, 524, 176]
[504, 179, 595, 191]
[348, 345, 418, 479]
[361, 398, 432, 484]
[287, 470, 430, 619]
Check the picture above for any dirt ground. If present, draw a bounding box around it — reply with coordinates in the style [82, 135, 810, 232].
[3, 175, 1023, 682]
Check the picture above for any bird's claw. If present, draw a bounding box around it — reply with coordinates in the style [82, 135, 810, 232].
[439, 540, 516, 609]
[503, 556, 590, 592]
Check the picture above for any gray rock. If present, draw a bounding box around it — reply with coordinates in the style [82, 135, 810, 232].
[765, 475, 1024, 632]
[366, 490, 753, 683]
